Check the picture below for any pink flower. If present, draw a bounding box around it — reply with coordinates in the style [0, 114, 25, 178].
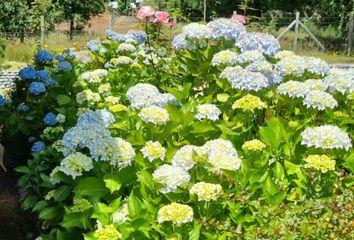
[137, 6, 155, 21]
[231, 14, 246, 25]
[168, 20, 175, 28]
[154, 11, 169, 23]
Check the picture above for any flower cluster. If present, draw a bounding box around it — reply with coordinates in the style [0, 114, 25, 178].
[28, 82, 46, 95]
[35, 50, 53, 64]
[301, 125, 352, 150]
[31, 141, 46, 152]
[43, 112, 58, 126]
[195, 104, 221, 121]
[141, 141, 166, 162]
[61, 110, 135, 168]
[242, 139, 267, 152]
[202, 139, 242, 171]
[76, 90, 101, 105]
[58, 152, 94, 179]
[172, 145, 200, 171]
[304, 155, 336, 173]
[71, 198, 93, 213]
[323, 68, 354, 95]
[158, 203, 194, 224]
[138, 106, 170, 125]
[232, 50, 266, 64]
[235, 32, 281, 56]
[153, 164, 190, 193]
[190, 182, 223, 201]
[211, 50, 238, 66]
[81, 69, 108, 84]
[276, 56, 329, 77]
[206, 18, 246, 41]
[94, 225, 122, 240]
[303, 90, 338, 111]
[126, 84, 177, 109]
[220, 66, 269, 91]
[232, 94, 267, 112]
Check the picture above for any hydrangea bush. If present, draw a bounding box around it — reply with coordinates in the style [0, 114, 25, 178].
[1, 8, 353, 240]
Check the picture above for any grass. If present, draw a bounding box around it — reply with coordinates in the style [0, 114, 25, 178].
[1, 22, 353, 69]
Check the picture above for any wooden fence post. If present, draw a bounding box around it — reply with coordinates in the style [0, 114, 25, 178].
[348, 12, 354, 56]
[293, 12, 300, 52]
[40, 15, 45, 49]
[203, 0, 207, 22]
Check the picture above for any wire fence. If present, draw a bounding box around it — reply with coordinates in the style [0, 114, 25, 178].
[0, 13, 353, 63]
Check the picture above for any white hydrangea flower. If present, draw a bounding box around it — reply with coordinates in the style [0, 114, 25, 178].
[276, 80, 306, 98]
[126, 83, 177, 109]
[117, 43, 136, 52]
[304, 57, 329, 76]
[275, 50, 296, 60]
[323, 68, 354, 95]
[276, 56, 307, 77]
[220, 66, 269, 91]
[201, 139, 242, 171]
[212, 50, 238, 66]
[138, 106, 170, 125]
[98, 83, 111, 94]
[195, 104, 221, 121]
[76, 90, 101, 105]
[152, 164, 190, 193]
[182, 23, 211, 39]
[302, 79, 327, 92]
[303, 90, 338, 111]
[140, 141, 166, 161]
[59, 152, 94, 179]
[111, 137, 136, 167]
[56, 113, 66, 123]
[113, 203, 129, 224]
[231, 50, 266, 64]
[301, 125, 352, 150]
[172, 145, 201, 171]
[81, 69, 108, 83]
[246, 61, 283, 85]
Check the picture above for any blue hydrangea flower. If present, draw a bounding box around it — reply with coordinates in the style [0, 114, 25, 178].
[28, 81, 46, 95]
[87, 40, 102, 52]
[105, 30, 116, 38]
[236, 32, 281, 56]
[55, 61, 72, 72]
[43, 112, 58, 126]
[0, 95, 4, 107]
[17, 103, 30, 112]
[112, 33, 127, 42]
[127, 31, 147, 44]
[19, 66, 37, 80]
[35, 50, 53, 64]
[36, 70, 57, 86]
[55, 54, 65, 62]
[63, 48, 76, 59]
[31, 141, 46, 152]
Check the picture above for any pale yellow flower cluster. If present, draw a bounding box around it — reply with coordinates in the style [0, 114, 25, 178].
[304, 155, 335, 173]
[232, 94, 267, 112]
[158, 203, 193, 224]
[190, 182, 223, 201]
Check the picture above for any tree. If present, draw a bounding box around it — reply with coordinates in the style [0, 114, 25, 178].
[0, 0, 29, 42]
[53, 0, 106, 40]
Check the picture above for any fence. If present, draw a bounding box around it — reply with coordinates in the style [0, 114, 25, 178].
[0, 13, 353, 63]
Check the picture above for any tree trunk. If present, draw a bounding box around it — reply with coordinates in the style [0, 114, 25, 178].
[69, 19, 74, 41]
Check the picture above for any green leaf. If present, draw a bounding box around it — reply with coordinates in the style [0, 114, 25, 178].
[343, 152, 354, 173]
[128, 192, 142, 218]
[189, 224, 201, 240]
[263, 176, 278, 195]
[57, 94, 72, 105]
[61, 213, 87, 229]
[74, 177, 109, 198]
[39, 206, 61, 220]
[22, 195, 38, 210]
[53, 185, 71, 202]
[103, 174, 122, 193]
[15, 166, 31, 174]
[273, 162, 285, 179]
[216, 93, 230, 102]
